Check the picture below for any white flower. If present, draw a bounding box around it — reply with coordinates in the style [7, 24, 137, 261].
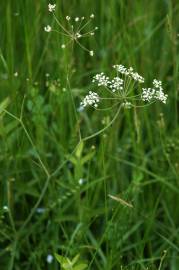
[155, 88, 168, 103]
[66, 16, 71, 21]
[141, 87, 168, 104]
[44, 25, 52, 32]
[81, 91, 100, 108]
[3, 205, 9, 211]
[48, 3, 56, 12]
[122, 101, 132, 108]
[153, 79, 162, 88]
[113, 64, 144, 83]
[36, 208, 46, 214]
[61, 44, 66, 49]
[130, 71, 144, 83]
[92, 72, 110, 87]
[90, 14, 95, 19]
[113, 64, 129, 75]
[46, 254, 53, 264]
[78, 178, 85, 185]
[76, 32, 82, 38]
[14, 72, 18, 77]
[141, 88, 155, 102]
[75, 17, 79, 22]
[109, 77, 123, 92]
[89, 50, 94, 56]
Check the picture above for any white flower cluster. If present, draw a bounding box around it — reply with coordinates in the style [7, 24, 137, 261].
[113, 65, 144, 83]
[141, 79, 168, 104]
[153, 79, 162, 88]
[122, 101, 132, 108]
[130, 71, 144, 83]
[92, 73, 124, 93]
[155, 88, 168, 103]
[48, 3, 56, 12]
[109, 77, 123, 92]
[141, 88, 156, 102]
[92, 73, 110, 87]
[113, 64, 128, 75]
[81, 91, 100, 108]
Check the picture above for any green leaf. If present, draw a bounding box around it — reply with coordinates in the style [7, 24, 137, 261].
[71, 254, 80, 266]
[73, 263, 88, 270]
[68, 156, 77, 165]
[54, 253, 70, 265]
[6, 120, 19, 133]
[75, 141, 84, 158]
[81, 151, 95, 165]
[62, 262, 73, 269]
[0, 97, 10, 115]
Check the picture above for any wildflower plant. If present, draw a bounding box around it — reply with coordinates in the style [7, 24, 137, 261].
[80, 64, 168, 110]
[44, 3, 97, 56]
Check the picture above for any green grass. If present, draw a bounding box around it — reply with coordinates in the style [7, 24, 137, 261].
[0, 0, 179, 269]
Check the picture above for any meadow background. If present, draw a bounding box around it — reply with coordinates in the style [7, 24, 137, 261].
[0, 0, 179, 269]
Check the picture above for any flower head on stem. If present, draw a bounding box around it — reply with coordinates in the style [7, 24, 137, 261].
[80, 64, 168, 110]
[45, 4, 98, 56]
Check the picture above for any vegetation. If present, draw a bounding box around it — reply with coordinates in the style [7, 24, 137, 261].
[0, 0, 179, 269]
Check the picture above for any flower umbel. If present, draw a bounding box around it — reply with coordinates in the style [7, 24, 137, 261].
[80, 64, 168, 110]
[45, 4, 98, 56]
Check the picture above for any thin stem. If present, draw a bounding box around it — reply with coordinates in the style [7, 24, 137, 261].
[3, 109, 50, 178]
[20, 95, 26, 121]
[51, 29, 69, 37]
[78, 18, 92, 32]
[158, 250, 167, 270]
[8, 209, 17, 234]
[75, 39, 90, 52]
[20, 121, 50, 177]
[131, 101, 155, 108]
[82, 105, 122, 141]
[8, 239, 17, 270]
[52, 13, 72, 36]
[92, 102, 121, 111]
[19, 175, 50, 233]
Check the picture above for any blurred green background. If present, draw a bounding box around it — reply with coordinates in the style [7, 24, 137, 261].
[0, 0, 179, 269]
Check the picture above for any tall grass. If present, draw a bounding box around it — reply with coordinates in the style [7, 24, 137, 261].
[0, 0, 179, 269]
